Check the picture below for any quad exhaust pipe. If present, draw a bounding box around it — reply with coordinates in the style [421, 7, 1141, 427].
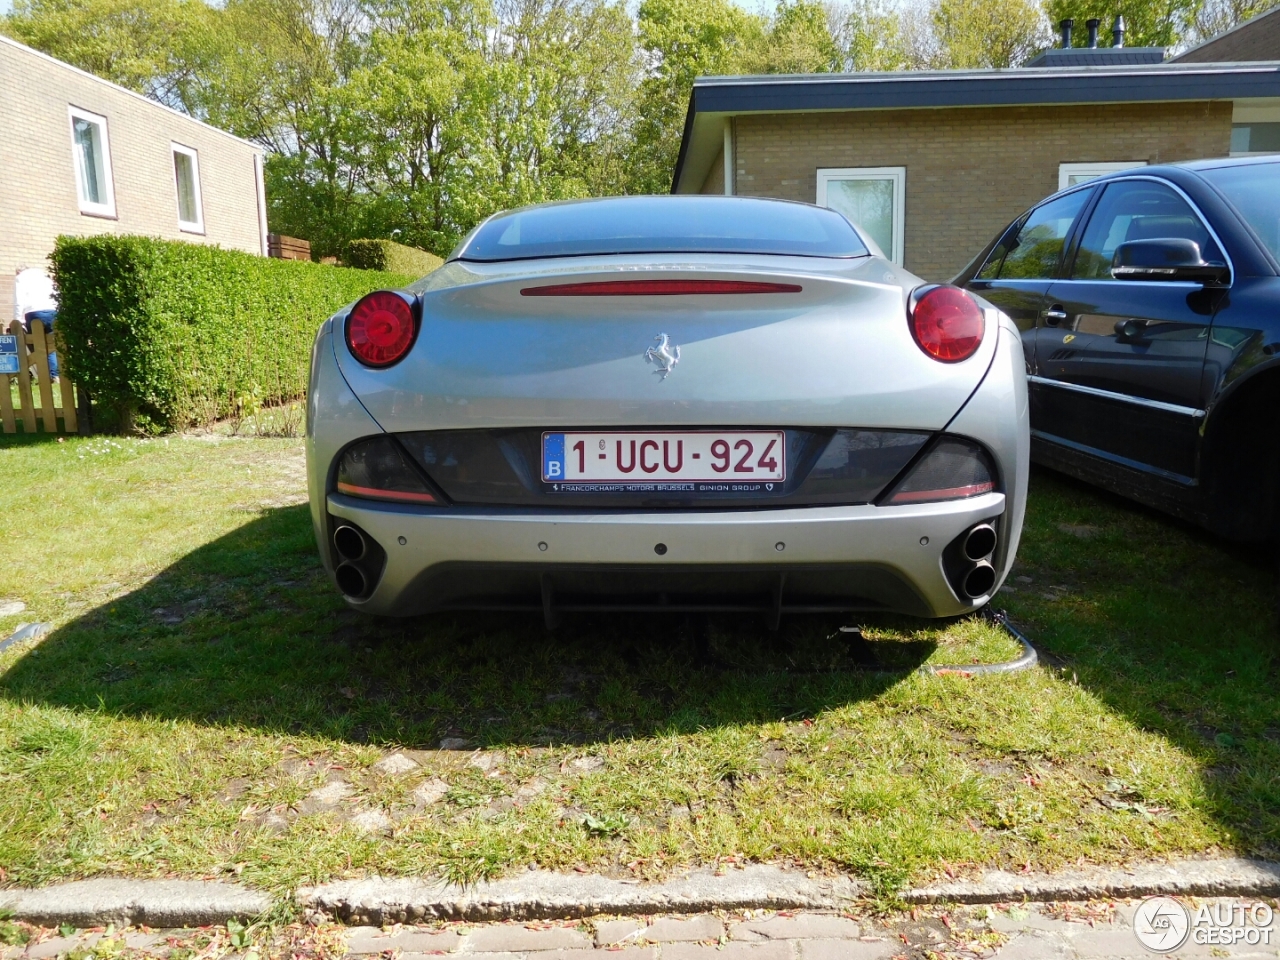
[332, 522, 382, 600]
[944, 521, 999, 601]
[334, 524, 367, 562]
[962, 523, 997, 563]
[962, 560, 996, 599]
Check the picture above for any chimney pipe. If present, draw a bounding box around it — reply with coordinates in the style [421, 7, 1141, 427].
[1111, 14, 1125, 46]
[1086, 18, 1100, 47]
[1059, 18, 1074, 47]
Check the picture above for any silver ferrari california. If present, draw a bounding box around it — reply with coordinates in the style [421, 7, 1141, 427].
[306, 196, 1028, 626]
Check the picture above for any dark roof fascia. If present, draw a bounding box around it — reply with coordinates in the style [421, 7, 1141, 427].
[672, 62, 1280, 191]
[671, 90, 701, 194]
[691, 62, 1280, 115]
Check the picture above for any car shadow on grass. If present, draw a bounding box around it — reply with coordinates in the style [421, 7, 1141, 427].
[0, 504, 935, 748]
[997, 466, 1280, 857]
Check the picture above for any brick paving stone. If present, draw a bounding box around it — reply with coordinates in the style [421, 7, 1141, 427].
[346, 927, 461, 955]
[20, 938, 80, 960]
[594, 919, 646, 947]
[990, 911, 1071, 935]
[1064, 927, 1150, 959]
[373, 753, 420, 776]
[466, 925, 591, 953]
[730, 915, 861, 941]
[663, 942, 793, 960]
[797, 938, 896, 960]
[544, 949, 656, 960]
[641, 916, 724, 943]
[995, 933, 1075, 960]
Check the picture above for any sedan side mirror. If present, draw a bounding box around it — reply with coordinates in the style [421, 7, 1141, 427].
[1111, 238, 1230, 286]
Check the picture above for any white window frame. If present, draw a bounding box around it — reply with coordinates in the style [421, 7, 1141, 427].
[68, 105, 116, 218]
[816, 167, 906, 266]
[1058, 161, 1146, 191]
[171, 142, 205, 234]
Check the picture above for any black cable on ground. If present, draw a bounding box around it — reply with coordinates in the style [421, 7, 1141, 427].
[0, 622, 52, 654]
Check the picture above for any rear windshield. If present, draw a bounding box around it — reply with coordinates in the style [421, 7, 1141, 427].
[1200, 161, 1280, 261]
[453, 196, 870, 262]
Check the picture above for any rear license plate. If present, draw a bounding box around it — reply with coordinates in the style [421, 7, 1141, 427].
[542, 431, 785, 483]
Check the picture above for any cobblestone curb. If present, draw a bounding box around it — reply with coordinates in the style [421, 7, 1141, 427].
[300, 866, 866, 923]
[904, 858, 1280, 905]
[2, 859, 1278, 927]
[0, 879, 270, 927]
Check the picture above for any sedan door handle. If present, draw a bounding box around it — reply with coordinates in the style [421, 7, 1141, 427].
[1044, 305, 1068, 326]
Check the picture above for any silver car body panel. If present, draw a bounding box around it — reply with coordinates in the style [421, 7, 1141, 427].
[306, 244, 1028, 619]
[335, 254, 1000, 433]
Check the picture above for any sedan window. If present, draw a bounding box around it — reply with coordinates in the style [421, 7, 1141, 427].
[1070, 180, 1220, 280]
[986, 190, 1090, 280]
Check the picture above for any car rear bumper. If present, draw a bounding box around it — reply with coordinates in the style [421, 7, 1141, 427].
[325, 491, 1008, 619]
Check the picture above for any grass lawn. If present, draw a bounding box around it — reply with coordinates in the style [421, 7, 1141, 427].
[0, 432, 1275, 901]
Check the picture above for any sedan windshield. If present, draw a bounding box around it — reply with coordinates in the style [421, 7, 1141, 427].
[454, 196, 870, 262]
[1200, 161, 1280, 261]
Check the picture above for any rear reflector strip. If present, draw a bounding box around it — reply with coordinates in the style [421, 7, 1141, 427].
[520, 279, 802, 297]
[337, 482, 437, 503]
[888, 481, 994, 504]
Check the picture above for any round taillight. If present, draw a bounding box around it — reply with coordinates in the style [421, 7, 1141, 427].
[345, 290, 417, 367]
[909, 286, 985, 363]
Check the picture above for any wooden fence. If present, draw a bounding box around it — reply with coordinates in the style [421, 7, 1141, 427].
[268, 233, 312, 261]
[0, 319, 80, 434]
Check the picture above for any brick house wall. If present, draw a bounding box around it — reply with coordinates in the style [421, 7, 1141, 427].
[0, 36, 266, 319]
[700, 146, 725, 195]
[723, 101, 1232, 280]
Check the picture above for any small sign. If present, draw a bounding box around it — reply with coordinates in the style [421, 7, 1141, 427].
[0, 336, 17, 375]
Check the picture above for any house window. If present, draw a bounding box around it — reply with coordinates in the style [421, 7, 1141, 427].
[172, 143, 204, 233]
[1057, 161, 1146, 191]
[68, 106, 116, 217]
[817, 167, 906, 266]
[1230, 123, 1280, 155]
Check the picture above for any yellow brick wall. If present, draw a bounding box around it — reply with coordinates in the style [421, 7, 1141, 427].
[700, 145, 726, 195]
[733, 102, 1233, 281]
[0, 37, 265, 319]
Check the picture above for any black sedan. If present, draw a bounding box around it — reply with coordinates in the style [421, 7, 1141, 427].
[954, 156, 1280, 542]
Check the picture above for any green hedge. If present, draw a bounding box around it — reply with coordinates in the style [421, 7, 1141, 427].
[50, 235, 414, 432]
[345, 239, 443, 277]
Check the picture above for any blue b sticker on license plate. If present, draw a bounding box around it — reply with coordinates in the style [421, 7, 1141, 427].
[0, 336, 17, 375]
[543, 432, 566, 480]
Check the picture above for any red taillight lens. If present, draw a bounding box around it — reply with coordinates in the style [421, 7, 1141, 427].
[520, 279, 802, 296]
[909, 286, 985, 363]
[346, 290, 418, 367]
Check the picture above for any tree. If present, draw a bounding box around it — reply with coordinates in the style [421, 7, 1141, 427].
[1185, 0, 1278, 46]
[830, 0, 919, 71]
[631, 0, 767, 193]
[933, 0, 1049, 67]
[744, 1, 844, 73]
[2, 0, 211, 106]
